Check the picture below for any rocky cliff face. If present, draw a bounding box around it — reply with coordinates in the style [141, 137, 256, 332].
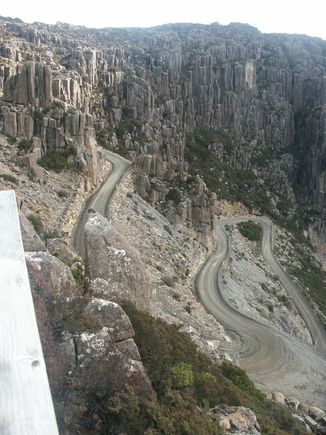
[20, 199, 153, 432]
[85, 211, 152, 311]
[1, 17, 325, 251]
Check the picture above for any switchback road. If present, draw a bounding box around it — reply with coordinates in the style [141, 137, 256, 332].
[196, 216, 326, 406]
[72, 154, 326, 406]
[72, 151, 130, 257]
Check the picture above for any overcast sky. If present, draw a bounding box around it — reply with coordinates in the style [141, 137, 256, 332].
[1, 0, 326, 40]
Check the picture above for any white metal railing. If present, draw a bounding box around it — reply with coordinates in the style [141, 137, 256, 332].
[0, 190, 58, 435]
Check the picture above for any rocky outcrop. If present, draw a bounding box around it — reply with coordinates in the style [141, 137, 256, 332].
[26, 250, 81, 302]
[208, 405, 261, 434]
[4, 61, 52, 107]
[19, 210, 46, 251]
[84, 298, 135, 342]
[268, 391, 326, 433]
[1, 17, 326, 248]
[85, 211, 152, 310]
[19, 209, 153, 431]
[2, 106, 33, 138]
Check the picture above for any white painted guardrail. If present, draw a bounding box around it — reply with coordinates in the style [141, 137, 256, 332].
[0, 190, 58, 434]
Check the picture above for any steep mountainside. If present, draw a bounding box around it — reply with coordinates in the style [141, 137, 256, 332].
[1, 16, 326, 434]
[0, 18, 326, 252]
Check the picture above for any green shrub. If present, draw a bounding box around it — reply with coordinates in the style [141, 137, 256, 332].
[185, 129, 275, 216]
[51, 100, 65, 110]
[57, 190, 68, 198]
[7, 136, 16, 145]
[71, 262, 85, 289]
[18, 137, 33, 153]
[37, 150, 78, 173]
[96, 128, 110, 147]
[155, 95, 166, 106]
[166, 188, 182, 204]
[122, 303, 305, 435]
[0, 173, 18, 184]
[169, 363, 194, 388]
[238, 221, 263, 241]
[162, 275, 176, 287]
[288, 247, 326, 316]
[116, 107, 142, 140]
[33, 108, 44, 123]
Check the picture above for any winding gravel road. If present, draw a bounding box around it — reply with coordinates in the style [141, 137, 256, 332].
[196, 216, 326, 406]
[72, 153, 326, 406]
[72, 151, 130, 257]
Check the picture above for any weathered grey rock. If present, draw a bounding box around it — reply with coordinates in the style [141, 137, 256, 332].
[46, 238, 78, 266]
[26, 251, 81, 301]
[298, 403, 310, 413]
[74, 328, 153, 397]
[4, 61, 53, 106]
[304, 415, 320, 431]
[292, 414, 312, 433]
[3, 108, 17, 136]
[285, 397, 300, 411]
[19, 211, 46, 252]
[271, 391, 285, 405]
[84, 298, 135, 342]
[309, 406, 325, 421]
[59, 331, 76, 371]
[116, 338, 141, 360]
[1, 17, 326, 251]
[85, 211, 151, 310]
[75, 328, 113, 368]
[219, 418, 231, 431]
[208, 405, 260, 434]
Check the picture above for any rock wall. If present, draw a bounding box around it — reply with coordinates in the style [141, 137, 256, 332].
[1, 17, 326, 248]
[20, 208, 153, 432]
[85, 211, 152, 311]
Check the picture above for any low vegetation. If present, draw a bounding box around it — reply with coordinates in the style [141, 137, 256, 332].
[71, 262, 85, 289]
[18, 137, 33, 153]
[288, 244, 326, 317]
[184, 127, 309, 239]
[0, 172, 18, 184]
[116, 107, 142, 140]
[162, 275, 177, 287]
[238, 221, 263, 242]
[185, 128, 277, 218]
[37, 149, 78, 173]
[7, 136, 17, 145]
[90, 303, 303, 435]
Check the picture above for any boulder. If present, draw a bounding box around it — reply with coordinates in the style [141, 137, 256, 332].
[271, 391, 285, 405]
[74, 328, 153, 397]
[85, 211, 151, 310]
[304, 415, 320, 431]
[309, 406, 325, 421]
[293, 414, 312, 433]
[26, 251, 81, 302]
[285, 397, 300, 411]
[19, 211, 46, 252]
[116, 338, 141, 360]
[84, 298, 135, 342]
[219, 418, 231, 430]
[208, 405, 260, 433]
[46, 237, 79, 266]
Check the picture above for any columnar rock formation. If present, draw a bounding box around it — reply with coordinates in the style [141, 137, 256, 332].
[0, 17, 325, 250]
